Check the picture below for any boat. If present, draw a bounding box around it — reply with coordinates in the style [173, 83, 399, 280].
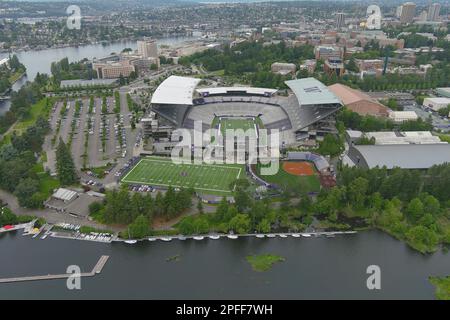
[124, 240, 137, 244]
[160, 237, 172, 242]
[255, 234, 265, 238]
[178, 236, 187, 241]
[302, 233, 312, 238]
[279, 234, 288, 238]
[148, 237, 157, 242]
[266, 234, 276, 238]
[208, 235, 220, 240]
[41, 234, 48, 240]
[227, 235, 239, 239]
[326, 234, 336, 238]
[193, 236, 204, 241]
[291, 234, 301, 238]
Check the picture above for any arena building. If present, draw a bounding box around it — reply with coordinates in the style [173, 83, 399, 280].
[147, 76, 343, 155]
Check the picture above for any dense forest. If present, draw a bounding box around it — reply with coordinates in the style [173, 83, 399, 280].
[317, 164, 450, 253]
[179, 41, 314, 89]
[0, 111, 51, 208]
[50, 57, 97, 85]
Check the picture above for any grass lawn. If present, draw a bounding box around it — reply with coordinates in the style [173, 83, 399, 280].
[122, 156, 244, 195]
[32, 161, 60, 197]
[8, 70, 25, 84]
[246, 254, 285, 272]
[438, 134, 450, 143]
[256, 162, 321, 193]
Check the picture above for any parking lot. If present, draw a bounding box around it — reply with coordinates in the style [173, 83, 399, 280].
[404, 103, 450, 133]
[44, 92, 140, 176]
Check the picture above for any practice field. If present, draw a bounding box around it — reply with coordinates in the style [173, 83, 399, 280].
[219, 117, 257, 136]
[121, 157, 243, 195]
[256, 161, 321, 193]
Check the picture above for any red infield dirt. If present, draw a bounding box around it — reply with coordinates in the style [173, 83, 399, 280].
[283, 161, 315, 176]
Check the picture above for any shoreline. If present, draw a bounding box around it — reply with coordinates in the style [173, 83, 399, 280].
[0, 34, 196, 55]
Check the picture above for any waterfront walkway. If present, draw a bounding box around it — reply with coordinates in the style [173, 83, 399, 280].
[0, 255, 109, 284]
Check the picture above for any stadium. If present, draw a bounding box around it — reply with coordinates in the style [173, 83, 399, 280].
[125, 76, 343, 196]
[148, 75, 343, 146]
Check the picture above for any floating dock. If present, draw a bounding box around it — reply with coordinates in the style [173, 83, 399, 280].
[0, 255, 109, 284]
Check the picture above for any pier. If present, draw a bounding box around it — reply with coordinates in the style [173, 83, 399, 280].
[0, 255, 109, 284]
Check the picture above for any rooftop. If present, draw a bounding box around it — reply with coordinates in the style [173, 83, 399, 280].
[151, 76, 201, 105]
[52, 188, 78, 202]
[351, 144, 450, 169]
[285, 78, 342, 106]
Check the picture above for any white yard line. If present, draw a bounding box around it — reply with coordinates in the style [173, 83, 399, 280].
[121, 157, 243, 194]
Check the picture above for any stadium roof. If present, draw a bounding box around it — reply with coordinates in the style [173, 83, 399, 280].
[196, 87, 278, 96]
[350, 144, 450, 169]
[151, 76, 201, 105]
[285, 78, 342, 106]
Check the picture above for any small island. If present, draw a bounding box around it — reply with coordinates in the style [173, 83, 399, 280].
[429, 276, 450, 300]
[246, 254, 285, 272]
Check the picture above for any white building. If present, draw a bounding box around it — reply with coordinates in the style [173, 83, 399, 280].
[423, 97, 450, 111]
[427, 3, 441, 22]
[389, 111, 418, 123]
[336, 12, 345, 30]
[0, 57, 9, 67]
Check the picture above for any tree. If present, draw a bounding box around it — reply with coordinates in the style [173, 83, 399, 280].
[234, 189, 252, 213]
[14, 178, 40, 208]
[128, 215, 150, 239]
[228, 214, 251, 234]
[317, 134, 344, 157]
[197, 200, 204, 214]
[56, 138, 78, 186]
[347, 177, 369, 210]
[346, 57, 359, 73]
[178, 216, 196, 235]
[256, 218, 271, 233]
[406, 198, 424, 222]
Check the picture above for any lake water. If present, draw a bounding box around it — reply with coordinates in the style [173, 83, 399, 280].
[0, 36, 195, 115]
[0, 230, 449, 299]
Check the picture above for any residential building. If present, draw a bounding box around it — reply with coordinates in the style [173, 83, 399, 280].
[324, 58, 345, 77]
[336, 12, 345, 30]
[400, 2, 416, 24]
[427, 3, 441, 22]
[92, 60, 135, 79]
[137, 39, 158, 58]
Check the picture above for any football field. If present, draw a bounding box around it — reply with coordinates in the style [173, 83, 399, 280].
[219, 117, 257, 136]
[121, 157, 243, 194]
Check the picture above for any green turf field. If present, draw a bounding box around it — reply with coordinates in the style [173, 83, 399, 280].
[219, 117, 257, 136]
[255, 162, 321, 193]
[122, 157, 244, 195]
